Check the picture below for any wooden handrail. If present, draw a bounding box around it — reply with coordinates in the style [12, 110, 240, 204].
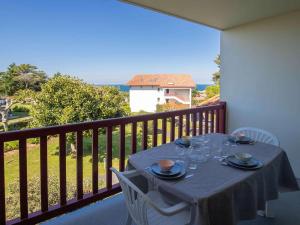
[0, 103, 225, 141]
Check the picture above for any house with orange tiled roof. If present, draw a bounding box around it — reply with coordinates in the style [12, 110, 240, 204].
[127, 74, 196, 112]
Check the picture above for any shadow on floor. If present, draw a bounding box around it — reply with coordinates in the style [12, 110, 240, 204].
[238, 191, 300, 225]
[43, 191, 300, 225]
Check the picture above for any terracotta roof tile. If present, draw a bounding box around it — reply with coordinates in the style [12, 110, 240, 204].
[197, 95, 220, 106]
[127, 74, 196, 88]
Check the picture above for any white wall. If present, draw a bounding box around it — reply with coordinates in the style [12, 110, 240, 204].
[221, 11, 300, 177]
[164, 88, 191, 102]
[129, 86, 164, 112]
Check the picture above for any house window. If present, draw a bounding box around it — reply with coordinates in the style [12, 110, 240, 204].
[166, 99, 169, 103]
[158, 88, 160, 91]
[166, 89, 169, 94]
[157, 97, 160, 102]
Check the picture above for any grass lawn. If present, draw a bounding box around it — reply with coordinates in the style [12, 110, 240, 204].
[4, 119, 180, 192]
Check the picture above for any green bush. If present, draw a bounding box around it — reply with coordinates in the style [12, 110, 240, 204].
[205, 85, 220, 98]
[4, 141, 19, 152]
[8, 121, 30, 131]
[27, 138, 40, 145]
[4, 139, 39, 153]
[6, 175, 95, 220]
[11, 105, 30, 113]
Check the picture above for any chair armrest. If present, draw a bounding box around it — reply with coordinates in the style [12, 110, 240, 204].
[110, 168, 140, 179]
[148, 200, 190, 216]
[159, 202, 190, 216]
[121, 170, 140, 178]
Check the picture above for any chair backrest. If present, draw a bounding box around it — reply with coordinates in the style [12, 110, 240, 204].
[111, 168, 151, 225]
[232, 127, 280, 146]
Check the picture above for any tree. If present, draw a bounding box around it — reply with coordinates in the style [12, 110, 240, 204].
[205, 85, 220, 98]
[0, 98, 13, 131]
[191, 88, 200, 105]
[30, 75, 130, 151]
[0, 90, 35, 131]
[204, 55, 221, 99]
[0, 63, 47, 96]
[212, 55, 221, 85]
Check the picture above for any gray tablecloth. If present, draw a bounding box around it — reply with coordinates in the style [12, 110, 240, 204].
[128, 134, 299, 225]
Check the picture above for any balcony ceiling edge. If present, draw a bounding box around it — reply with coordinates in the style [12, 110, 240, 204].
[120, 0, 300, 30]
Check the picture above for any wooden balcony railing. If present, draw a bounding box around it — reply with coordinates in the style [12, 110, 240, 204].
[0, 102, 226, 225]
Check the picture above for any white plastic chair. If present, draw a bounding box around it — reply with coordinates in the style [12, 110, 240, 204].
[111, 168, 193, 225]
[232, 127, 279, 218]
[232, 127, 279, 146]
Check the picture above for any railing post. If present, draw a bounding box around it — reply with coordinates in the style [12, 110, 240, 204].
[142, 121, 148, 150]
[19, 138, 28, 219]
[40, 136, 48, 212]
[152, 119, 158, 147]
[119, 123, 126, 171]
[131, 122, 137, 154]
[192, 113, 197, 136]
[0, 141, 5, 224]
[170, 116, 175, 141]
[185, 113, 190, 136]
[162, 118, 167, 144]
[204, 111, 209, 134]
[216, 109, 220, 133]
[76, 131, 83, 200]
[59, 133, 67, 206]
[219, 101, 227, 133]
[178, 115, 183, 138]
[198, 111, 203, 135]
[106, 126, 112, 189]
[211, 110, 215, 133]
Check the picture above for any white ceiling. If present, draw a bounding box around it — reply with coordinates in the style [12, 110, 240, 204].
[121, 0, 300, 30]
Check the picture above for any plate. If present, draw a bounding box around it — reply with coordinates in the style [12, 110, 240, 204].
[228, 136, 254, 144]
[225, 158, 264, 170]
[227, 155, 259, 167]
[151, 162, 182, 177]
[149, 167, 187, 180]
[175, 138, 190, 148]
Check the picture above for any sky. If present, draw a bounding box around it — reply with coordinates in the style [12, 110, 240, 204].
[0, 0, 220, 84]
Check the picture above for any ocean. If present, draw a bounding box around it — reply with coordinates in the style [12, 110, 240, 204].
[96, 84, 210, 92]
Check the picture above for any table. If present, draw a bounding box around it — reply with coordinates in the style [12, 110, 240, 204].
[128, 134, 299, 225]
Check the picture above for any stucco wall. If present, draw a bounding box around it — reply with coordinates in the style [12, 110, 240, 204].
[221, 11, 300, 177]
[129, 86, 164, 112]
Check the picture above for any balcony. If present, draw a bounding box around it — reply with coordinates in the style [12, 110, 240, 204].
[164, 91, 190, 105]
[0, 103, 226, 225]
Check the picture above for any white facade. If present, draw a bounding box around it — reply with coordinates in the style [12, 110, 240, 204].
[221, 11, 300, 177]
[129, 86, 192, 112]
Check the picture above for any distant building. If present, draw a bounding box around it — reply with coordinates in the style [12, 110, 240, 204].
[127, 74, 196, 112]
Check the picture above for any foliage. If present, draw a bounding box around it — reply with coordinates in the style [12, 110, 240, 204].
[8, 121, 29, 131]
[203, 54, 221, 100]
[212, 54, 221, 85]
[30, 75, 130, 152]
[4, 141, 19, 152]
[14, 89, 36, 103]
[0, 90, 35, 131]
[30, 75, 130, 128]
[96, 85, 130, 119]
[192, 88, 198, 97]
[205, 85, 220, 98]
[6, 175, 94, 220]
[11, 104, 30, 113]
[0, 63, 47, 96]
[156, 102, 188, 112]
